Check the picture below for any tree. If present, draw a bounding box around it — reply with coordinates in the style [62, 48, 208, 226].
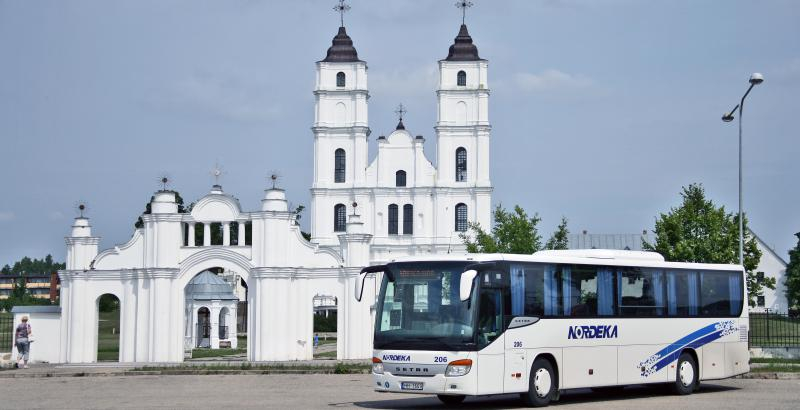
[293, 204, 312, 241]
[1, 255, 64, 275]
[545, 217, 570, 250]
[643, 183, 769, 306]
[785, 232, 800, 310]
[460, 204, 542, 254]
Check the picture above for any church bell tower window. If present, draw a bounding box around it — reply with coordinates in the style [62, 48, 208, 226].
[456, 147, 467, 182]
[336, 71, 346, 87]
[334, 149, 346, 183]
[334, 204, 346, 232]
[457, 70, 466, 86]
[455, 203, 468, 232]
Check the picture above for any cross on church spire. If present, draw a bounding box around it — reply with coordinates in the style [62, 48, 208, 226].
[333, 0, 351, 27]
[456, 1, 473, 25]
[394, 103, 407, 130]
[394, 103, 407, 121]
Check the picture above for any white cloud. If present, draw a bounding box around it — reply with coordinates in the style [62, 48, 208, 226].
[0, 211, 14, 222]
[514, 69, 594, 91]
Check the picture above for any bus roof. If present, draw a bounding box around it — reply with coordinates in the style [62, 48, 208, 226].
[383, 249, 743, 271]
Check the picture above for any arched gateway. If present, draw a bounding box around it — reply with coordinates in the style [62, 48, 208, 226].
[59, 185, 376, 363]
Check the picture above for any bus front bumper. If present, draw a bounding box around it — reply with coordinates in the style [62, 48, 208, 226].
[373, 371, 477, 396]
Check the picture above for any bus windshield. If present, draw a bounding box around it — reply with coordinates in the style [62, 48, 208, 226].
[374, 261, 477, 351]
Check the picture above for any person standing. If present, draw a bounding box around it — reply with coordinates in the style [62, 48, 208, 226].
[14, 316, 32, 369]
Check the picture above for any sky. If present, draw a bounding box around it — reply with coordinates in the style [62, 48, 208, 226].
[0, 0, 798, 268]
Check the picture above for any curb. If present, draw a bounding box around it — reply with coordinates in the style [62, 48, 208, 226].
[0, 368, 371, 378]
[737, 372, 800, 380]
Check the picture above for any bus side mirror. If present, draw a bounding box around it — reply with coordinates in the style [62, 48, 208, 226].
[460, 269, 478, 302]
[355, 271, 367, 302]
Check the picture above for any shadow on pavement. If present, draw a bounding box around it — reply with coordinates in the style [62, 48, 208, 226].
[350, 383, 740, 409]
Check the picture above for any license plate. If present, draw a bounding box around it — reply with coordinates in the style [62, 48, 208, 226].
[401, 382, 424, 391]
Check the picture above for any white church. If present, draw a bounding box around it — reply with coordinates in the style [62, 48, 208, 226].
[38, 9, 495, 364]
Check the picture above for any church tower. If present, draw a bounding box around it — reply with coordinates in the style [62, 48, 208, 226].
[310, 19, 370, 247]
[434, 21, 492, 231]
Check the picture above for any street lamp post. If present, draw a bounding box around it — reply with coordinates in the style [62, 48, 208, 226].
[721, 72, 764, 266]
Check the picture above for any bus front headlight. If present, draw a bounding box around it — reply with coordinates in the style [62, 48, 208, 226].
[372, 357, 384, 374]
[445, 359, 472, 377]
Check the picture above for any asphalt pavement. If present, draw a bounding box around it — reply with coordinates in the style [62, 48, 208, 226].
[0, 374, 797, 409]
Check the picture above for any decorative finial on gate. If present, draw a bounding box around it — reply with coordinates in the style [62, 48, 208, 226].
[157, 174, 171, 191]
[210, 162, 225, 186]
[269, 171, 281, 189]
[75, 201, 88, 218]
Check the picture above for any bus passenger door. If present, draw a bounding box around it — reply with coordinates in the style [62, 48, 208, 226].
[504, 333, 527, 393]
[476, 283, 506, 395]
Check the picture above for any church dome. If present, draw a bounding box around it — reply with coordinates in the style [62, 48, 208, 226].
[322, 26, 360, 62]
[445, 24, 481, 61]
[185, 271, 238, 301]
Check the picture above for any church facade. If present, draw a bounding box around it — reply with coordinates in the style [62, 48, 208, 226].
[48, 16, 493, 364]
[309, 24, 493, 262]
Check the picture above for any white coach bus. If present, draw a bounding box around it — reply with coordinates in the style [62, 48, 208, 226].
[355, 250, 748, 406]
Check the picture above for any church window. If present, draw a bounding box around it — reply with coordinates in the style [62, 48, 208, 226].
[456, 147, 467, 182]
[244, 221, 252, 245]
[334, 149, 346, 183]
[336, 72, 346, 87]
[395, 170, 407, 187]
[388, 204, 398, 235]
[334, 204, 346, 232]
[457, 70, 466, 86]
[455, 203, 468, 232]
[403, 204, 413, 235]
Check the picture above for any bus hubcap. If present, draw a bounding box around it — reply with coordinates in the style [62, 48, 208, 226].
[534, 368, 552, 397]
[679, 361, 694, 386]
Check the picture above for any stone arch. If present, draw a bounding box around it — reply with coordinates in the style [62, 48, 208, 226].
[95, 292, 122, 362]
[179, 249, 253, 359]
[178, 248, 254, 288]
[307, 277, 345, 359]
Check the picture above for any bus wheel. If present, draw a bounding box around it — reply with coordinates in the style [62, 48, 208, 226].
[672, 352, 697, 395]
[522, 358, 556, 407]
[436, 394, 465, 406]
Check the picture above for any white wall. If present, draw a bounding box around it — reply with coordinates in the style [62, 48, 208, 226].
[11, 311, 61, 364]
[751, 235, 789, 314]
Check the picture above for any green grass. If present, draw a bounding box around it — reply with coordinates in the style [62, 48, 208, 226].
[97, 310, 120, 361]
[749, 364, 800, 373]
[191, 348, 246, 359]
[314, 350, 337, 359]
[133, 362, 370, 374]
[750, 357, 800, 364]
[749, 315, 800, 347]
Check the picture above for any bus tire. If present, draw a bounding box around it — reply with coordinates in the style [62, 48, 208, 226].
[436, 394, 465, 406]
[522, 358, 557, 407]
[672, 352, 697, 395]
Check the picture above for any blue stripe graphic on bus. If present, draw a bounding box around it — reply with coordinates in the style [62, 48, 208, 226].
[639, 321, 737, 377]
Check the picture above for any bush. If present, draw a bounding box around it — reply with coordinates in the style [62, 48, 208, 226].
[313, 312, 337, 332]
